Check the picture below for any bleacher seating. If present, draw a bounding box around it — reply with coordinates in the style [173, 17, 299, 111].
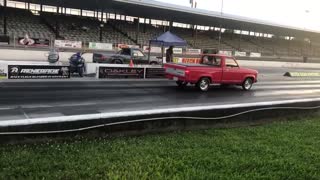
[1, 6, 320, 57]
[0, 7, 53, 39]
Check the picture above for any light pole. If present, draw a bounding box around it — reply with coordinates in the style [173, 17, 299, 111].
[218, 0, 224, 50]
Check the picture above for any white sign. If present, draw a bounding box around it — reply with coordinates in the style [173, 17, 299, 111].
[173, 48, 183, 54]
[0, 63, 8, 79]
[54, 40, 82, 49]
[235, 51, 247, 57]
[143, 46, 162, 53]
[250, 52, 261, 57]
[219, 50, 232, 56]
[118, 44, 140, 49]
[89, 42, 113, 50]
[186, 49, 201, 55]
[165, 47, 183, 54]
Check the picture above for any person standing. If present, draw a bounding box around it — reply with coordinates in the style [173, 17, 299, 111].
[166, 46, 174, 63]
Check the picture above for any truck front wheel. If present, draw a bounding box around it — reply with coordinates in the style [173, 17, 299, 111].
[242, 78, 253, 91]
[197, 78, 210, 92]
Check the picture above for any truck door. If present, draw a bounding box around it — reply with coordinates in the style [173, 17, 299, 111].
[132, 49, 148, 64]
[202, 55, 223, 83]
[222, 58, 242, 83]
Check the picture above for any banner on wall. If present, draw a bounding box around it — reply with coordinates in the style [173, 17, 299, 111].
[99, 67, 144, 79]
[89, 42, 113, 50]
[0, 63, 7, 79]
[117, 44, 140, 49]
[165, 47, 183, 54]
[18, 37, 49, 47]
[219, 50, 232, 56]
[8, 65, 70, 79]
[250, 52, 261, 57]
[182, 58, 201, 64]
[235, 51, 247, 57]
[186, 49, 202, 55]
[54, 40, 82, 49]
[143, 46, 162, 53]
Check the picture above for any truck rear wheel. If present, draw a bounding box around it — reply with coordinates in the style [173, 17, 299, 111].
[197, 78, 210, 92]
[242, 78, 253, 91]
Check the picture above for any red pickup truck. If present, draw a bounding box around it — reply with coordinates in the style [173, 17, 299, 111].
[164, 54, 258, 91]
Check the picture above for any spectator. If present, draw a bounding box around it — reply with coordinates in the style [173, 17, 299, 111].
[166, 46, 174, 63]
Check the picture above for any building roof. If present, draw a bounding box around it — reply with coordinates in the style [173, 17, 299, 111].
[13, 0, 320, 38]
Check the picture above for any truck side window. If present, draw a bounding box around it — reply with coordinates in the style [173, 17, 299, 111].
[202, 56, 221, 66]
[120, 49, 131, 56]
[132, 50, 145, 57]
[225, 58, 238, 68]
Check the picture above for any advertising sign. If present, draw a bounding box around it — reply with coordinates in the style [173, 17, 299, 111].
[0, 64, 7, 79]
[143, 46, 162, 53]
[117, 44, 140, 49]
[186, 49, 202, 55]
[219, 50, 232, 56]
[145, 68, 165, 78]
[182, 58, 201, 64]
[89, 42, 113, 50]
[8, 65, 70, 79]
[250, 52, 262, 57]
[165, 47, 183, 54]
[18, 37, 49, 47]
[235, 51, 247, 57]
[99, 67, 144, 79]
[54, 40, 82, 49]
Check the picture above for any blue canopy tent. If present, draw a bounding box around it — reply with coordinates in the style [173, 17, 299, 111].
[148, 31, 188, 62]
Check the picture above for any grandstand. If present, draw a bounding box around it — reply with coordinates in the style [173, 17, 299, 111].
[0, 0, 320, 58]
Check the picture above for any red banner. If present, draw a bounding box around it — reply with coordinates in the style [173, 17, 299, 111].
[182, 58, 201, 64]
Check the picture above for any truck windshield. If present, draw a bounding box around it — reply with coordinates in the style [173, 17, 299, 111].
[201, 56, 221, 66]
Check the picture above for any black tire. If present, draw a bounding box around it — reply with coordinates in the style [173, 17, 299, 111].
[176, 81, 188, 88]
[197, 78, 210, 92]
[113, 59, 123, 64]
[150, 62, 158, 65]
[242, 78, 253, 91]
[78, 67, 84, 77]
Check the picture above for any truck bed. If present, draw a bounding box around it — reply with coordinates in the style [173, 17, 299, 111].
[166, 63, 210, 67]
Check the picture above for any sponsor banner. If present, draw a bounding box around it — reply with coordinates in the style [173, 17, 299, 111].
[89, 42, 113, 50]
[172, 57, 181, 63]
[54, 40, 82, 49]
[235, 51, 247, 57]
[165, 47, 183, 54]
[284, 72, 320, 77]
[143, 46, 162, 53]
[0, 63, 7, 79]
[186, 49, 202, 55]
[250, 52, 261, 57]
[182, 58, 201, 64]
[99, 67, 144, 79]
[145, 68, 165, 78]
[8, 65, 70, 79]
[118, 44, 140, 49]
[18, 37, 49, 47]
[219, 50, 232, 56]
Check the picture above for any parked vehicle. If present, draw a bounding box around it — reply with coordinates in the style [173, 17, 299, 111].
[164, 54, 258, 91]
[93, 48, 162, 65]
[69, 52, 85, 77]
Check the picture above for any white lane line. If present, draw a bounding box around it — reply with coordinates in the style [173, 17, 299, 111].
[1, 97, 320, 127]
[255, 84, 320, 89]
[254, 89, 320, 97]
[258, 81, 320, 85]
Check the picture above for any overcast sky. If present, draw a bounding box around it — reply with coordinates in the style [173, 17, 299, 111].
[155, 0, 320, 32]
